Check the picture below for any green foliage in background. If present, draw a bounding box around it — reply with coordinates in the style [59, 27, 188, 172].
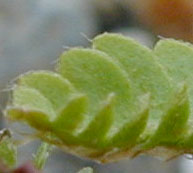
[5, 33, 193, 163]
[0, 131, 17, 168]
[33, 143, 52, 170]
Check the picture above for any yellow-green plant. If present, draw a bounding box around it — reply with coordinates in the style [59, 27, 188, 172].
[5, 33, 193, 163]
[0, 130, 17, 168]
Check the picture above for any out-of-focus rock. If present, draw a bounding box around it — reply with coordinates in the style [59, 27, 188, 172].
[93, 0, 137, 32]
[134, 0, 193, 42]
[95, 0, 193, 42]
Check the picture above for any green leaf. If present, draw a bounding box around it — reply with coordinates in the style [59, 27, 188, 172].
[58, 48, 142, 136]
[34, 143, 52, 170]
[51, 94, 88, 145]
[12, 86, 55, 119]
[53, 94, 87, 133]
[109, 94, 149, 148]
[154, 39, 193, 149]
[18, 71, 75, 111]
[7, 108, 53, 131]
[6, 86, 55, 130]
[93, 33, 188, 149]
[143, 84, 189, 149]
[79, 93, 115, 148]
[5, 33, 193, 162]
[0, 132, 17, 168]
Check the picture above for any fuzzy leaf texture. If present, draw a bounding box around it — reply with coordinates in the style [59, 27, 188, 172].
[5, 33, 193, 163]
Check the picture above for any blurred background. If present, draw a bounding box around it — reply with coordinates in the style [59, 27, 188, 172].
[0, 0, 193, 172]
